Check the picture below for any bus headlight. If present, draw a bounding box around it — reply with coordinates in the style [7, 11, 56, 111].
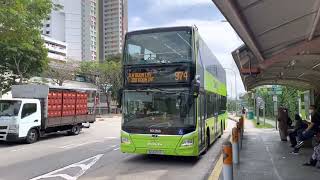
[181, 139, 193, 147]
[8, 124, 19, 134]
[121, 137, 131, 144]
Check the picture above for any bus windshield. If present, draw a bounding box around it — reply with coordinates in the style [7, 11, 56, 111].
[122, 90, 195, 133]
[0, 100, 21, 117]
[124, 30, 193, 65]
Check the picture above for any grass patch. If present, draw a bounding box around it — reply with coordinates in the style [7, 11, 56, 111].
[251, 118, 274, 128]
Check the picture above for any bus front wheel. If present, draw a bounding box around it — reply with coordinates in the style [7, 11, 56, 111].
[206, 130, 210, 151]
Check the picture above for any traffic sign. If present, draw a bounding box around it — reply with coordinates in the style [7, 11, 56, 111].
[273, 95, 277, 102]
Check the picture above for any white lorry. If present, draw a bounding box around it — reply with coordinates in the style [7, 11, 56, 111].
[0, 85, 97, 143]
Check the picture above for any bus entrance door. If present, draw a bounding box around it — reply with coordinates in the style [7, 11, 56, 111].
[214, 115, 219, 137]
[198, 94, 205, 151]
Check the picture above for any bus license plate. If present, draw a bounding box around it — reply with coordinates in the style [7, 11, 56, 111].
[148, 150, 164, 155]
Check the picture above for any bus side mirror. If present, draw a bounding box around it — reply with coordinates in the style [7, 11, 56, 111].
[117, 89, 123, 108]
[192, 79, 200, 98]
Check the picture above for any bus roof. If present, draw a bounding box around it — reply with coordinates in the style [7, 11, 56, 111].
[126, 26, 195, 36]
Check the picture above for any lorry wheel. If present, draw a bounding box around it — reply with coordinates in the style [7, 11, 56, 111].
[68, 125, 81, 135]
[26, 129, 39, 144]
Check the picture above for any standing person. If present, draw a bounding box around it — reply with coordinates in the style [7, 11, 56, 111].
[242, 106, 246, 115]
[278, 107, 289, 141]
[292, 105, 320, 154]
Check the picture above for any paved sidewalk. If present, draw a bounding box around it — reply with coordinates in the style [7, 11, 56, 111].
[231, 119, 320, 180]
[254, 116, 277, 127]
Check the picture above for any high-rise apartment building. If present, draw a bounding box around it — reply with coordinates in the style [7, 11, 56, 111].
[42, 35, 67, 63]
[42, 0, 99, 61]
[99, 0, 128, 60]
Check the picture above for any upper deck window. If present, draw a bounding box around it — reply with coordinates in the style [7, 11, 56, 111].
[124, 30, 192, 65]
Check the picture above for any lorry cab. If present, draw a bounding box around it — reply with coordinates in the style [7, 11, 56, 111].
[0, 98, 41, 142]
[0, 85, 97, 144]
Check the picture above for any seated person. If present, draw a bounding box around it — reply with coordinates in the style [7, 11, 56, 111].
[288, 114, 308, 147]
[303, 134, 320, 168]
[291, 105, 320, 154]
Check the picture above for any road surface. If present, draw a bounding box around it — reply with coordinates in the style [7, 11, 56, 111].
[0, 116, 227, 180]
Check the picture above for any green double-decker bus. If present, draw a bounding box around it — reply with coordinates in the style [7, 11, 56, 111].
[120, 26, 227, 157]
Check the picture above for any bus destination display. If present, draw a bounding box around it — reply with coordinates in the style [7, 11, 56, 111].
[125, 65, 191, 85]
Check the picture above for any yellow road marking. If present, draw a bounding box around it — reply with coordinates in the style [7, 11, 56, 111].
[208, 155, 223, 180]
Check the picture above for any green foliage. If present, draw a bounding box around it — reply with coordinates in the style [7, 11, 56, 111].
[0, 0, 55, 87]
[44, 60, 79, 86]
[244, 86, 300, 120]
[227, 99, 237, 111]
[79, 56, 122, 101]
[278, 86, 299, 119]
[252, 119, 274, 129]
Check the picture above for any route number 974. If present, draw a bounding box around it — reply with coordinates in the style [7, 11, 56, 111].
[175, 71, 189, 81]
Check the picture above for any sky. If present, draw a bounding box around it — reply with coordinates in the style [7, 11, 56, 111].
[128, 0, 246, 98]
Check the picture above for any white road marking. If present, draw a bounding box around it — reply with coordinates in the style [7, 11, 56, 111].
[59, 144, 77, 149]
[113, 147, 120, 151]
[29, 154, 104, 180]
[59, 140, 107, 149]
[11, 148, 26, 152]
[111, 145, 117, 148]
[104, 136, 117, 139]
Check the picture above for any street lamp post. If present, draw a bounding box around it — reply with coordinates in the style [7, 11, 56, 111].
[224, 68, 238, 114]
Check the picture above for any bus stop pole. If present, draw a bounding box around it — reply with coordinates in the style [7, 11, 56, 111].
[232, 127, 239, 164]
[274, 101, 278, 130]
[263, 105, 266, 126]
[237, 122, 242, 150]
[223, 141, 233, 180]
[256, 104, 260, 125]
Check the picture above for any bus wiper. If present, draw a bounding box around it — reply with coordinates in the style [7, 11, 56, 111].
[153, 88, 178, 94]
[149, 122, 172, 128]
[153, 88, 192, 96]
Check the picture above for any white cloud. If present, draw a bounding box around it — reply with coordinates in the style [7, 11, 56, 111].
[148, 0, 212, 14]
[130, 16, 144, 30]
[153, 0, 211, 7]
[128, 18, 246, 97]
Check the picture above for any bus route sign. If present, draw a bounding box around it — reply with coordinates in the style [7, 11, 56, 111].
[125, 64, 191, 86]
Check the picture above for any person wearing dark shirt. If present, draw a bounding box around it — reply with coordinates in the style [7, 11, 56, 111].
[242, 107, 246, 115]
[288, 114, 307, 147]
[278, 107, 290, 141]
[291, 105, 320, 154]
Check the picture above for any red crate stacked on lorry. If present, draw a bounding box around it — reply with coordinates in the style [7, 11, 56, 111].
[47, 91, 62, 117]
[76, 92, 88, 115]
[62, 91, 76, 116]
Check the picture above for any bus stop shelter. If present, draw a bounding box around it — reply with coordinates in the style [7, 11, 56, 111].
[213, 0, 320, 91]
[212, 0, 320, 179]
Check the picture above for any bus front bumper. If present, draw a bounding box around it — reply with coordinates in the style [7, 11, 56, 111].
[120, 131, 199, 156]
[121, 144, 198, 156]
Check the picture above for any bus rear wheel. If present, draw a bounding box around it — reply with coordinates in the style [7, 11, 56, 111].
[218, 122, 223, 138]
[205, 131, 210, 151]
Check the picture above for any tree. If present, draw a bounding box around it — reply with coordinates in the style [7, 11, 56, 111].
[244, 86, 300, 120]
[0, 65, 14, 97]
[278, 86, 299, 119]
[44, 60, 79, 86]
[0, 0, 57, 87]
[79, 58, 122, 106]
[2, 39, 49, 84]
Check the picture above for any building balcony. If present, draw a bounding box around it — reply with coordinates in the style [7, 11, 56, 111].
[48, 52, 67, 62]
[45, 45, 67, 54]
